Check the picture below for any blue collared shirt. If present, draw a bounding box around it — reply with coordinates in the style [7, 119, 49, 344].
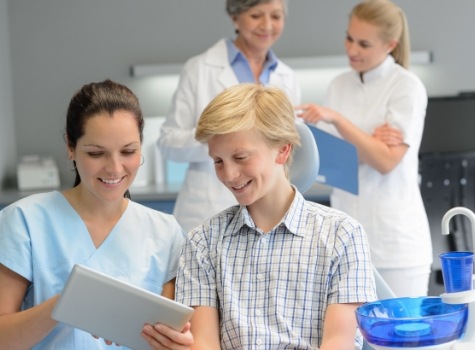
[176, 188, 376, 349]
[226, 38, 278, 84]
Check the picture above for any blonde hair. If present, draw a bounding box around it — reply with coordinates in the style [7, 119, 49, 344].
[351, 0, 411, 68]
[196, 83, 301, 177]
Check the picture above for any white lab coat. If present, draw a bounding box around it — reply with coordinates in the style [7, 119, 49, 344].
[319, 56, 432, 269]
[159, 39, 301, 232]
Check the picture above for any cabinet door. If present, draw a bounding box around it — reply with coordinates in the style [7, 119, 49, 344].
[137, 200, 175, 214]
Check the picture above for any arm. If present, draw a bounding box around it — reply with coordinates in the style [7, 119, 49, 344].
[142, 278, 194, 350]
[372, 123, 404, 147]
[141, 304, 219, 350]
[158, 59, 210, 163]
[318, 215, 376, 350]
[188, 306, 221, 350]
[161, 278, 177, 299]
[0, 264, 59, 350]
[170, 225, 220, 350]
[296, 103, 408, 174]
[319, 303, 362, 350]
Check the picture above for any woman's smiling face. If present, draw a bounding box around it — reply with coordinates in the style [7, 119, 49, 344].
[69, 110, 142, 203]
[232, 0, 286, 55]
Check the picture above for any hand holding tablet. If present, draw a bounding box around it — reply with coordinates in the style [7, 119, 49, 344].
[52, 264, 194, 350]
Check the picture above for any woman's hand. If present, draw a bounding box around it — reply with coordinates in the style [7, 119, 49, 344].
[373, 123, 404, 147]
[142, 322, 193, 350]
[295, 103, 339, 124]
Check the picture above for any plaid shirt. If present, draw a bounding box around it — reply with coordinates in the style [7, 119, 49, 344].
[176, 190, 376, 349]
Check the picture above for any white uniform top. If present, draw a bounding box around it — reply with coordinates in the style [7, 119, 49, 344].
[0, 191, 185, 349]
[318, 56, 433, 269]
[159, 39, 301, 232]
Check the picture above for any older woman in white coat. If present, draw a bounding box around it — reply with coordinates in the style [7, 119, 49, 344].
[158, 0, 301, 232]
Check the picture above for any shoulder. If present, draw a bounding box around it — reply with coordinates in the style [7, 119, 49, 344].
[128, 200, 176, 222]
[275, 58, 295, 75]
[1, 191, 63, 216]
[183, 39, 227, 69]
[188, 206, 241, 243]
[389, 64, 426, 94]
[205, 38, 227, 55]
[126, 201, 186, 246]
[288, 191, 364, 234]
[306, 203, 370, 261]
[127, 201, 180, 227]
[383, 65, 428, 114]
[272, 58, 299, 87]
[304, 200, 359, 223]
[302, 200, 365, 237]
[270, 59, 300, 103]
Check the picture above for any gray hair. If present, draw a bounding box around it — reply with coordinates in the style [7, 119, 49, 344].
[226, 0, 288, 16]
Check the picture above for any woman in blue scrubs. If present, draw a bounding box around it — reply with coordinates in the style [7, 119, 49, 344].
[0, 80, 193, 349]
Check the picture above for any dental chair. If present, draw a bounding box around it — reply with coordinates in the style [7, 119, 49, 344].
[289, 121, 320, 193]
[362, 268, 397, 350]
[372, 266, 397, 300]
[289, 122, 396, 350]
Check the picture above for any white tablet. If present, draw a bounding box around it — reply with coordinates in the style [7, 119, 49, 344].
[52, 264, 193, 350]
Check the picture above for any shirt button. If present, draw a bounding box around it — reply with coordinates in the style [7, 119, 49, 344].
[257, 273, 264, 280]
[256, 309, 262, 316]
[256, 339, 262, 345]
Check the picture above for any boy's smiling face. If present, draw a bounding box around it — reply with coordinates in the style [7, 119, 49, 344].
[208, 128, 289, 208]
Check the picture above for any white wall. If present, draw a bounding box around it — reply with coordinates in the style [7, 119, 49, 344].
[4, 0, 475, 186]
[0, 0, 16, 187]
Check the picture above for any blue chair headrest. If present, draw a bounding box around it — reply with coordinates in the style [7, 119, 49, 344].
[290, 121, 320, 194]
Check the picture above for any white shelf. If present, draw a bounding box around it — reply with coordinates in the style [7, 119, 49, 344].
[130, 50, 432, 77]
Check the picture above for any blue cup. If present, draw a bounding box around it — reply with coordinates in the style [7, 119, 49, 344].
[440, 251, 474, 293]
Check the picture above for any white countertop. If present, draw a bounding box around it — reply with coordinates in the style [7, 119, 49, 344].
[0, 182, 333, 206]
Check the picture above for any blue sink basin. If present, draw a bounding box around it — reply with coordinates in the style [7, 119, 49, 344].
[355, 297, 468, 347]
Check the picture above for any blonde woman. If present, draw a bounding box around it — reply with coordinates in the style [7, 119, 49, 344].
[297, 0, 433, 297]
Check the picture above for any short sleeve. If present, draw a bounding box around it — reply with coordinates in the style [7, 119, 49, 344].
[0, 203, 33, 281]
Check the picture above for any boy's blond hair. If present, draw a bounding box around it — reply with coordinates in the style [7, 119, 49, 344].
[195, 83, 301, 176]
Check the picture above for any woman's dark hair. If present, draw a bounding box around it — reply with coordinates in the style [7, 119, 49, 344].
[65, 79, 144, 199]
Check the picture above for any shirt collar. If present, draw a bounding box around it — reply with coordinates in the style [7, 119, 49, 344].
[355, 55, 395, 84]
[225, 38, 278, 71]
[226, 38, 241, 65]
[281, 188, 307, 237]
[224, 185, 306, 237]
[266, 50, 279, 71]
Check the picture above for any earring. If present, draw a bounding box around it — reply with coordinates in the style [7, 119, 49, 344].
[140, 155, 145, 166]
[69, 160, 77, 172]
